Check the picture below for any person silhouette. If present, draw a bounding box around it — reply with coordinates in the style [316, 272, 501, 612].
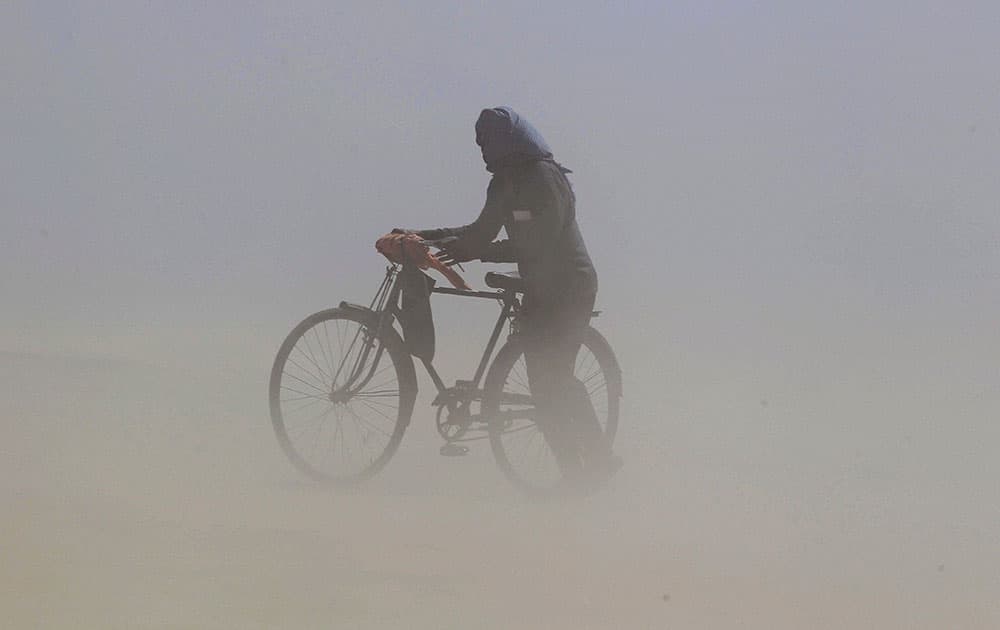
[396, 106, 620, 482]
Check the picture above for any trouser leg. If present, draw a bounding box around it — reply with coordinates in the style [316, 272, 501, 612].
[522, 290, 601, 478]
[524, 340, 583, 477]
[566, 378, 612, 464]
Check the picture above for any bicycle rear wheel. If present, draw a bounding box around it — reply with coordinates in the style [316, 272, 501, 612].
[268, 307, 416, 484]
[483, 326, 621, 497]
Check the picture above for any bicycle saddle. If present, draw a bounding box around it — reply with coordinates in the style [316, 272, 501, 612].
[484, 271, 525, 293]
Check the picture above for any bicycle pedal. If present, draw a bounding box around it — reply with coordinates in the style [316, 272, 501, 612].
[439, 443, 469, 457]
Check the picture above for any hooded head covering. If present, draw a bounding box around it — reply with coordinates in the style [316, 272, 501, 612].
[475, 106, 568, 173]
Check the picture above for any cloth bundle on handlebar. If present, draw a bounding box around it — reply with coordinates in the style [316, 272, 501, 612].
[375, 233, 455, 361]
[374, 233, 470, 290]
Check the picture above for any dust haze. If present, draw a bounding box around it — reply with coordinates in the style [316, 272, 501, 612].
[3, 2, 999, 628]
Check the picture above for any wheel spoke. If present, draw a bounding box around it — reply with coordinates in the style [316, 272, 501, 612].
[321, 321, 337, 380]
[285, 354, 329, 390]
[358, 374, 399, 393]
[353, 389, 400, 398]
[300, 332, 331, 384]
[283, 370, 328, 396]
[280, 385, 327, 400]
[345, 402, 394, 437]
[354, 397, 398, 411]
[587, 379, 607, 396]
[292, 343, 331, 384]
[579, 366, 603, 387]
[353, 397, 395, 424]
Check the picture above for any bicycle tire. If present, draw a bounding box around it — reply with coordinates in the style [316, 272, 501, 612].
[268, 307, 416, 484]
[483, 326, 622, 497]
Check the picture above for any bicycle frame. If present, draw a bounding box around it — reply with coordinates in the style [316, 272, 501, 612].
[344, 264, 519, 405]
[423, 283, 517, 399]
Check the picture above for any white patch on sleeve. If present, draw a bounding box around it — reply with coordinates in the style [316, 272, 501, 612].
[512, 209, 533, 221]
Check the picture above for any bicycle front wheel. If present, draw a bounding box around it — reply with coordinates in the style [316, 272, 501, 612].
[268, 307, 416, 484]
[483, 326, 622, 497]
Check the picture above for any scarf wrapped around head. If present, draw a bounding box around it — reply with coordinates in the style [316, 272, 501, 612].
[474, 106, 570, 173]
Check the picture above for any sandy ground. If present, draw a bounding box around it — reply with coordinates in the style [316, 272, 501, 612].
[3, 343, 998, 629]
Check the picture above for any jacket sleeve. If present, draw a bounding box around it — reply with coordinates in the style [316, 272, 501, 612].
[411, 177, 505, 253]
[479, 239, 517, 263]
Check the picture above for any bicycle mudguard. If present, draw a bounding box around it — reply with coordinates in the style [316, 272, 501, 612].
[338, 301, 389, 335]
[339, 299, 408, 348]
[338, 301, 377, 320]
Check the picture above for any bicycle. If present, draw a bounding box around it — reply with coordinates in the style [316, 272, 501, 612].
[268, 261, 622, 497]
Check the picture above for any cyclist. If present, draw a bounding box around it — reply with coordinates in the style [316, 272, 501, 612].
[394, 106, 621, 483]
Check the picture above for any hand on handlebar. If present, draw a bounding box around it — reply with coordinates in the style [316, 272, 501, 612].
[431, 237, 477, 267]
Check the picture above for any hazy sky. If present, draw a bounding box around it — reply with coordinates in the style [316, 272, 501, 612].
[4, 6, 1000, 625]
[3, 1, 999, 357]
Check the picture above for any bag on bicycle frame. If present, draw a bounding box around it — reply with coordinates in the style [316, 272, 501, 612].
[397, 261, 436, 361]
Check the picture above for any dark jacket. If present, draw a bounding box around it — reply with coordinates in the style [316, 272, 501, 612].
[418, 108, 598, 304]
